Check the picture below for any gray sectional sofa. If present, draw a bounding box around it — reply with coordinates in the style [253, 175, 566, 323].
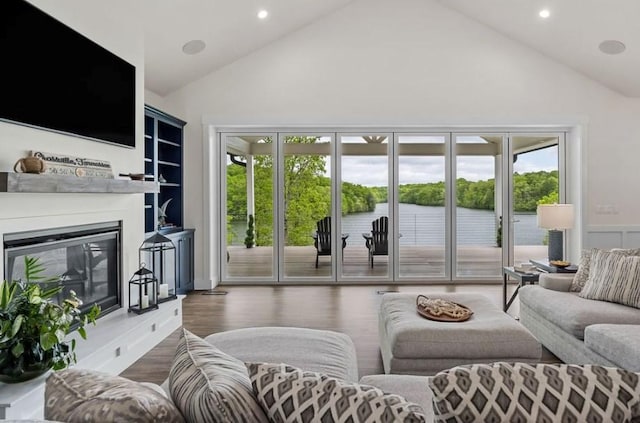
[46, 324, 640, 422]
[201, 326, 437, 420]
[519, 275, 640, 371]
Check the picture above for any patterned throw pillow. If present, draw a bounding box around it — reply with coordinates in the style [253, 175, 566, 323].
[572, 248, 640, 292]
[45, 368, 185, 422]
[429, 363, 640, 423]
[579, 249, 640, 308]
[247, 362, 426, 423]
[570, 248, 596, 292]
[169, 329, 269, 423]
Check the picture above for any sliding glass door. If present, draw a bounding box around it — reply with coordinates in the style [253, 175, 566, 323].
[223, 134, 275, 281]
[281, 134, 333, 280]
[510, 134, 562, 266]
[396, 134, 448, 278]
[339, 134, 391, 279]
[218, 129, 566, 284]
[453, 134, 504, 278]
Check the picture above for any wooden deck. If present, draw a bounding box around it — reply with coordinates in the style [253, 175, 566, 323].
[224, 245, 548, 280]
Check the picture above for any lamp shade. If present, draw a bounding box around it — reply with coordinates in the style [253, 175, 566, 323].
[537, 204, 574, 230]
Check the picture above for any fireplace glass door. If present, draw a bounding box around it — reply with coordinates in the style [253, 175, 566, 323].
[4, 222, 121, 316]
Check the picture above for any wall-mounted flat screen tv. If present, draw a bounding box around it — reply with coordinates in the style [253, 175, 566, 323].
[0, 0, 136, 148]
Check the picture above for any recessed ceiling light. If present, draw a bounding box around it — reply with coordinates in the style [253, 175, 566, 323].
[182, 39, 206, 55]
[599, 40, 626, 55]
[539, 9, 550, 18]
[257, 10, 268, 20]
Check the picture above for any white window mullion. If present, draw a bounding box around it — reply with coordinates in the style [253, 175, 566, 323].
[332, 133, 340, 281]
[446, 133, 455, 280]
[276, 133, 284, 282]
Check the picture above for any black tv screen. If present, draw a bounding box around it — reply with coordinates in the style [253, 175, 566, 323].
[0, 0, 136, 148]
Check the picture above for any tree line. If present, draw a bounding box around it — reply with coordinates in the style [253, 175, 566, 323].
[396, 170, 558, 211]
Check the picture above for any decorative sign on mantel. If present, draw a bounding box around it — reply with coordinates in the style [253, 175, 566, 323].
[32, 151, 114, 178]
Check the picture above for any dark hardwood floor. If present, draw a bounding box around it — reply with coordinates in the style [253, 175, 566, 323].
[120, 283, 559, 384]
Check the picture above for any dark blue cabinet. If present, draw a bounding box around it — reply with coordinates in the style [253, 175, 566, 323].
[164, 229, 195, 294]
[144, 105, 194, 293]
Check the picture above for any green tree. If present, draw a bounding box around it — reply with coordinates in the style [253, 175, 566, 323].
[252, 137, 331, 246]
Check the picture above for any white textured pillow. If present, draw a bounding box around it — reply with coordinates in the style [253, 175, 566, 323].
[579, 249, 640, 308]
[247, 362, 426, 423]
[169, 329, 268, 423]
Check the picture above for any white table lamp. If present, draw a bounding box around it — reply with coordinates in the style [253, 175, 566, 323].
[537, 204, 574, 261]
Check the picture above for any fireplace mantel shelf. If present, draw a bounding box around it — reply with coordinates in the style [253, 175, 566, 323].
[0, 172, 158, 194]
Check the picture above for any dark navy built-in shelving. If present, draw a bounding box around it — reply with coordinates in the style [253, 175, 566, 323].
[144, 105, 194, 293]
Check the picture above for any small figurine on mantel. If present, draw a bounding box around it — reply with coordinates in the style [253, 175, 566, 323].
[158, 198, 173, 228]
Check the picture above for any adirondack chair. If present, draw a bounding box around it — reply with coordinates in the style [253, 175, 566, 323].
[366, 216, 389, 268]
[313, 217, 348, 268]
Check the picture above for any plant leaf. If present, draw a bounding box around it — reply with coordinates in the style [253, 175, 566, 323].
[77, 326, 87, 340]
[0, 280, 19, 309]
[11, 314, 24, 337]
[40, 285, 63, 299]
[11, 341, 24, 357]
[40, 332, 58, 351]
[55, 329, 66, 343]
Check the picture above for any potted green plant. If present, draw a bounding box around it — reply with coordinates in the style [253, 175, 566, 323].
[0, 256, 100, 383]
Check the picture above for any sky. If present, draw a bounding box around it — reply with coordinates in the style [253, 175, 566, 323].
[338, 142, 558, 187]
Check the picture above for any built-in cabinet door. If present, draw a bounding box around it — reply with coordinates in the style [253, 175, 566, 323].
[165, 229, 195, 294]
[178, 230, 195, 292]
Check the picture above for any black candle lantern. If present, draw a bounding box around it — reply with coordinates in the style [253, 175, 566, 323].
[139, 233, 177, 304]
[128, 265, 158, 314]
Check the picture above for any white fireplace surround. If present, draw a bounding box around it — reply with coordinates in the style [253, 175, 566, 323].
[0, 210, 183, 420]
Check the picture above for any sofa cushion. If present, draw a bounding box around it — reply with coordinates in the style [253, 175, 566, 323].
[44, 368, 185, 423]
[429, 362, 640, 423]
[539, 273, 574, 292]
[585, 325, 640, 372]
[519, 285, 640, 340]
[359, 374, 433, 422]
[580, 250, 640, 308]
[247, 362, 426, 422]
[205, 326, 358, 382]
[169, 329, 268, 423]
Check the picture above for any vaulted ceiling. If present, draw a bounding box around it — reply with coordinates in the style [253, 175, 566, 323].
[143, 0, 640, 97]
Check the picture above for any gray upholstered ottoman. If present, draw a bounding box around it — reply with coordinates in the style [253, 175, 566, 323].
[379, 293, 541, 375]
[204, 326, 359, 382]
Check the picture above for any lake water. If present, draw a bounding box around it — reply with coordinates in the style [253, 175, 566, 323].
[342, 203, 545, 247]
[231, 203, 545, 246]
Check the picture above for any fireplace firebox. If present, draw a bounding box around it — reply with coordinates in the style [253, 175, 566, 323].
[3, 221, 121, 318]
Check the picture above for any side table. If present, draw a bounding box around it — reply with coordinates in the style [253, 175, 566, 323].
[502, 267, 540, 312]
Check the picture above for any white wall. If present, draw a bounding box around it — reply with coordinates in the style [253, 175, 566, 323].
[0, 1, 145, 297]
[145, 89, 186, 120]
[161, 0, 640, 285]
